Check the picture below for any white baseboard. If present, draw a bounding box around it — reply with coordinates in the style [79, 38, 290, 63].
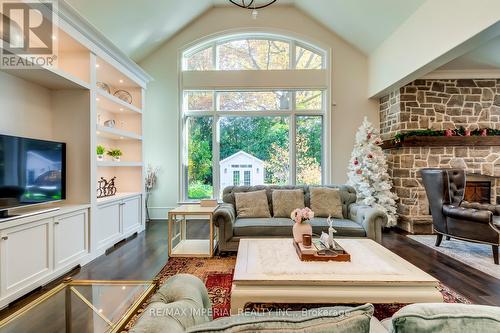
[146, 206, 174, 220]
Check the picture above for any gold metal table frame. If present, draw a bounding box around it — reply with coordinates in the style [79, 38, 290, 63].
[0, 277, 159, 333]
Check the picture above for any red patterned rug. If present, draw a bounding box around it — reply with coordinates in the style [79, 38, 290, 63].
[152, 256, 471, 320]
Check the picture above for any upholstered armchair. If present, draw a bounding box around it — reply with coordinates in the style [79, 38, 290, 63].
[420, 168, 500, 264]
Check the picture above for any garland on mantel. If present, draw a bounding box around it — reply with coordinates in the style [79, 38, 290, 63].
[393, 128, 500, 143]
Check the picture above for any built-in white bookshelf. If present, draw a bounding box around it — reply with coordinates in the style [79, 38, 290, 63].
[0, 1, 151, 309]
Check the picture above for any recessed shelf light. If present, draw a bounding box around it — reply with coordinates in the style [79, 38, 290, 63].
[95, 64, 100, 68]
[119, 108, 124, 112]
[96, 131, 101, 135]
[51, 35, 56, 40]
[119, 79, 124, 84]
[119, 136, 124, 140]
[96, 98, 100, 101]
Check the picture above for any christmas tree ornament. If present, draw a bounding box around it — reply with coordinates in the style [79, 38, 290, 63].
[347, 117, 398, 227]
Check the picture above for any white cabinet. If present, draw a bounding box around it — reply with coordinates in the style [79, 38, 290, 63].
[122, 195, 141, 234]
[0, 207, 90, 309]
[54, 210, 88, 270]
[95, 194, 142, 252]
[0, 219, 52, 298]
[95, 201, 121, 251]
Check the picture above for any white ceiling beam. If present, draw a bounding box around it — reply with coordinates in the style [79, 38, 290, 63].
[368, 0, 500, 98]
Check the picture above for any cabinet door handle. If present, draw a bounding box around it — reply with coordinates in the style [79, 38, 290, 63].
[1, 236, 8, 240]
[55, 221, 60, 225]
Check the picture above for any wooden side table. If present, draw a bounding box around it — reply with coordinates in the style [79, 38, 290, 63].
[168, 205, 218, 257]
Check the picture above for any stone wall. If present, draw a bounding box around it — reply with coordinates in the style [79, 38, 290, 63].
[379, 79, 500, 140]
[380, 79, 500, 233]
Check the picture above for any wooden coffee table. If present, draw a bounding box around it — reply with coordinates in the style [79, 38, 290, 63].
[231, 238, 442, 314]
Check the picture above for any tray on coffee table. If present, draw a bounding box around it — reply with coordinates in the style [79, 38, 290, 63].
[293, 239, 351, 262]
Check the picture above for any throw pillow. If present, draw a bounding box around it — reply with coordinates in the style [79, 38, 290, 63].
[310, 187, 343, 218]
[272, 189, 305, 217]
[234, 190, 271, 218]
[391, 303, 500, 333]
[186, 304, 374, 333]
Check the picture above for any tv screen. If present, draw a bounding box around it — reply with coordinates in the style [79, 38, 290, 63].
[0, 134, 66, 212]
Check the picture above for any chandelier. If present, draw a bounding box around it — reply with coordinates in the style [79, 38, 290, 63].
[229, 0, 277, 19]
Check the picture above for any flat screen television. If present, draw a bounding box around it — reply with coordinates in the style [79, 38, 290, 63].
[0, 134, 66, 217]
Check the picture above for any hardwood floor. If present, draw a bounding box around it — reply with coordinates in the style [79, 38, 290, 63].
[382, 229, 500, 306]
[1, 221, 499, 321]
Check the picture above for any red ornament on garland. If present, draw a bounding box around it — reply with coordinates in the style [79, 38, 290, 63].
[356, 169, 362, 175]
[464, 129, 471, 136]
[368, 154, 373, 159]
[444, 129, 454, 137]
[354, 159, 359, 165]
[481, 128, 488, 136]
[367, 133, 372, 140]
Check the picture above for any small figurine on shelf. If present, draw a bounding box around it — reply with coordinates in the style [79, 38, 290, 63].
[107, 148, 122, 162]
[97, 176, 117, 198]
[96, 145, 105, 161]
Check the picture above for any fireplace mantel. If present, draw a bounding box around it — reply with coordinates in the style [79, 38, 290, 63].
[382, 136, 500, 149]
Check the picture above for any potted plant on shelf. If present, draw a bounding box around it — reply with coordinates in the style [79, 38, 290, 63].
[96, 145, 105, 161]
[290, 207, 314, 243]
[107, 148, 123, 162]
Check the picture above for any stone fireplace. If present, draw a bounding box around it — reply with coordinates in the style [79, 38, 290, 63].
[380, 79, 500, 233]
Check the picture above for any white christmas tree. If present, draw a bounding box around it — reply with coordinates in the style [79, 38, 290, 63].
[347, 117, 398, 227]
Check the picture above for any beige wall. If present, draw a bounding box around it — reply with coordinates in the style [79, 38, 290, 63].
[0, 72, 53, 140]
[140, 6, 378, 216]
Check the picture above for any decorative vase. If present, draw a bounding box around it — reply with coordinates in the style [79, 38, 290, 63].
[97, 154, 104, 161]
[113, 156, 121, 162]
[293, 222, 312, 243]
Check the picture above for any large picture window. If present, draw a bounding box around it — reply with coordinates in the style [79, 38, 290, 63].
[181, 34, 328, 201]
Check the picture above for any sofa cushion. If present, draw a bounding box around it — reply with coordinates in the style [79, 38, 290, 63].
[234, 190, 271, 218]
[234, 218, 293, 237]
[310, 218, 366, 237]
[391, 303, 500, 333]
[186, 304, 374, 333]
[233, 218, 366, 237]
[310, 187, 343, 218]
[272, 189, 305, 217]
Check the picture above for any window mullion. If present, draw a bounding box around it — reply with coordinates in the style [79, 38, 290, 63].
[290, 113, 296, 185]
[290, 39, 296, 69]
[213, 114, 220, 200]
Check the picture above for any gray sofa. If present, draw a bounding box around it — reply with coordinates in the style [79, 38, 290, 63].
[130, 274, 500, 333]
[213, 185, 387, 252]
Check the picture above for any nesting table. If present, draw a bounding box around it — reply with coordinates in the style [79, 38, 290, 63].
[168, 205, 218, 257]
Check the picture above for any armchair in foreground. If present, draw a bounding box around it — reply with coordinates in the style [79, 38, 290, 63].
[420, 168, 500, 264]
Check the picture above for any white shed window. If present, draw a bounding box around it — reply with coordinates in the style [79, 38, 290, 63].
[181, 33, 329, 201]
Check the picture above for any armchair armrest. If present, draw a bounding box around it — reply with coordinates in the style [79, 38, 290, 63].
[214, 203, 236, 243]
[461, 201, 500, 216]
[443, 204, 493, 224]
[130, 274, 211, 333]
[348, 203, 387, 243]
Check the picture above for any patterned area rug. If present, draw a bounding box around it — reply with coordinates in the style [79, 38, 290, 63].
[124, 255, 471, 330]
[408, 235, 500, 280]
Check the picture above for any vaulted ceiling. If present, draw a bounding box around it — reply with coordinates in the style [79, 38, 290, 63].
[65, 0, 425, 61]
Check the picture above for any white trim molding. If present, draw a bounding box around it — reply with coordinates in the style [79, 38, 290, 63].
[422, 69, 500, 80]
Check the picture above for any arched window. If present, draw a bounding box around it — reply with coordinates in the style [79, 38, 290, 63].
[183, 34, 324, 71]
[181, 33, 329, 200]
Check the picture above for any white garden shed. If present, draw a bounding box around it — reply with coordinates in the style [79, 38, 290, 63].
[219, 151, 265, 189]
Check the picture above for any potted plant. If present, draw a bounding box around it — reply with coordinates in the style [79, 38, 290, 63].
[290, 207, 314, 243]
[107, 148, 122, 162]
[96, 145, 105, 161]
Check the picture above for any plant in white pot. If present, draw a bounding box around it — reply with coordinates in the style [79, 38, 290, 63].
[290, 207, 314, 243]
[107, 148, 123, 162]
[96, 145, 105, 161]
